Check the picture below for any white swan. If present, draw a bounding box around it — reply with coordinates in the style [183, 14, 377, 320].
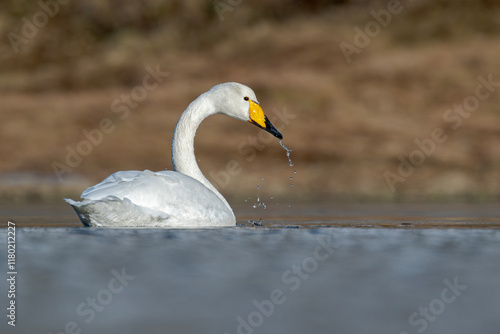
[65, 82, 282, 227]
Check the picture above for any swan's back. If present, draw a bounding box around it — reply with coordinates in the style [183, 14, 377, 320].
[65, 170, 235, 227]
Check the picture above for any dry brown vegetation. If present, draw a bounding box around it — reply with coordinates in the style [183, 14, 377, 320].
[1, 0, 500, 202]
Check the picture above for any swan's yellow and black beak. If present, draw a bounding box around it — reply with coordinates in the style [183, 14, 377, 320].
[248, 100, 283, 139]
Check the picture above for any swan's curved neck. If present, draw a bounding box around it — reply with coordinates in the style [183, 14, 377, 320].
[171, 95, 232, 211]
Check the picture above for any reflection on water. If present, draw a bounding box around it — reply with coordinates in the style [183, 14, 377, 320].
[0, 202, 499, 333]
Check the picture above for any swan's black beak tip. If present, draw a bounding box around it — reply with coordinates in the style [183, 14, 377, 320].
[264, 116, 282, 139]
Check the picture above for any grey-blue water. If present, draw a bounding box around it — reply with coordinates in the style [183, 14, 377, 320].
[1, 203, 499, 334]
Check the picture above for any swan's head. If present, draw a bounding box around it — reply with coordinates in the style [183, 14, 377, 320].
[208, 82, 283, 139]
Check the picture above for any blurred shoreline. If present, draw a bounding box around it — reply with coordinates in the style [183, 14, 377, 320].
[2, 0, 500, 203]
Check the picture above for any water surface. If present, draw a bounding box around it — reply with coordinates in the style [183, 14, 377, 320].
[0, 202, 499, 334]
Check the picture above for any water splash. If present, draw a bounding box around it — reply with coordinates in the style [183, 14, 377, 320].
[248, 218, 263, 227]
[252, 195, 259, 208]
[253, 196, 267, 209]
[279, 140, 294, 167]
[279, 140, 296, 208]
[279, 140, 297, 189]
[252, 179, 267, 209]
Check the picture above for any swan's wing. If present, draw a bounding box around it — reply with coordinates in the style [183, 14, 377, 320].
[81, 170, 196, 209]
[81, 170, 158, 198]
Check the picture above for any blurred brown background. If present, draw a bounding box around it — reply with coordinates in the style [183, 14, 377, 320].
[1, 0, 500, 203]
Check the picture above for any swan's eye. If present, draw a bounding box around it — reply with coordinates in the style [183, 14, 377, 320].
[244, 96, 249, 101]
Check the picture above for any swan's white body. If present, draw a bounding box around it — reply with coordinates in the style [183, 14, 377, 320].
[65, 170, 235, 227]
[65, 82, 282, 227]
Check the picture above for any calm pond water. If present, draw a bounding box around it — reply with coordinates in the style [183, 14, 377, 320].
[1, 202, 499, 334]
